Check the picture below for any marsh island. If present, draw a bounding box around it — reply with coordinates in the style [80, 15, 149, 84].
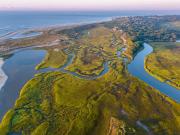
[0, 15, 180, 135]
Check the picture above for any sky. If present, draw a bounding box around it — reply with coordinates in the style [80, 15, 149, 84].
[0, 0, 180, 11]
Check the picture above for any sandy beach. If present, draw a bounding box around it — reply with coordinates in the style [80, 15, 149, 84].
[0, 58, 8, 91]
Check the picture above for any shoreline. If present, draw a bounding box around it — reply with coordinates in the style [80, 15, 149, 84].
[0, 17, 113, 95]
[128, 43, 180, 103]
[0, 17, 113, 43]
[144, 58, 180, 90]
[0, 15, 179, 97]
[0, 58, 8, 91]
[144, 42, 180, 90]
[0, 17, 114, 54]
[0, 15, 180, 134]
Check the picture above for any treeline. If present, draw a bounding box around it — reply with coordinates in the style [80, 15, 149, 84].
[104, 15, 180, 42]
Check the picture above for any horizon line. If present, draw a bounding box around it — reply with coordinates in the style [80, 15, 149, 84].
[0, 9, 180, 12]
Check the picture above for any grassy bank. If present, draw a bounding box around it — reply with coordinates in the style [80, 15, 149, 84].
[145, 42, 180, 89]
[0, 60, 180, 135]
[1, 16, 180, 135]
[36, 48, 68, 70]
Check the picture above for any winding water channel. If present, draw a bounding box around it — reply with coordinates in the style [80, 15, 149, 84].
[0, 48, 109, 120]
[0, 42, 180, 121]
[128, 43, 180, 102]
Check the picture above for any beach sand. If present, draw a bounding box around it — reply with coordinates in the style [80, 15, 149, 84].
[0, 58, 8, 91]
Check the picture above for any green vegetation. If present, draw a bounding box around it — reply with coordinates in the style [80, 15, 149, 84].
[163, 21, 180, 31]
[1, 16, 180, 135]
[65, 26, 123, 75]
[36, 48, 68, 69]
[145, 42, 180, 89]
[161, 20, 180, 39]
[1, 59, 180, 135]
[105, 16, 180, 42]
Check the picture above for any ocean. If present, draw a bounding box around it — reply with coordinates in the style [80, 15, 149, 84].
[0, 10, 180, 120]
[0, 10, 180, 40]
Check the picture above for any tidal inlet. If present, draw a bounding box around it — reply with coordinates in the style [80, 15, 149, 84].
[0, 1, 180, 135]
